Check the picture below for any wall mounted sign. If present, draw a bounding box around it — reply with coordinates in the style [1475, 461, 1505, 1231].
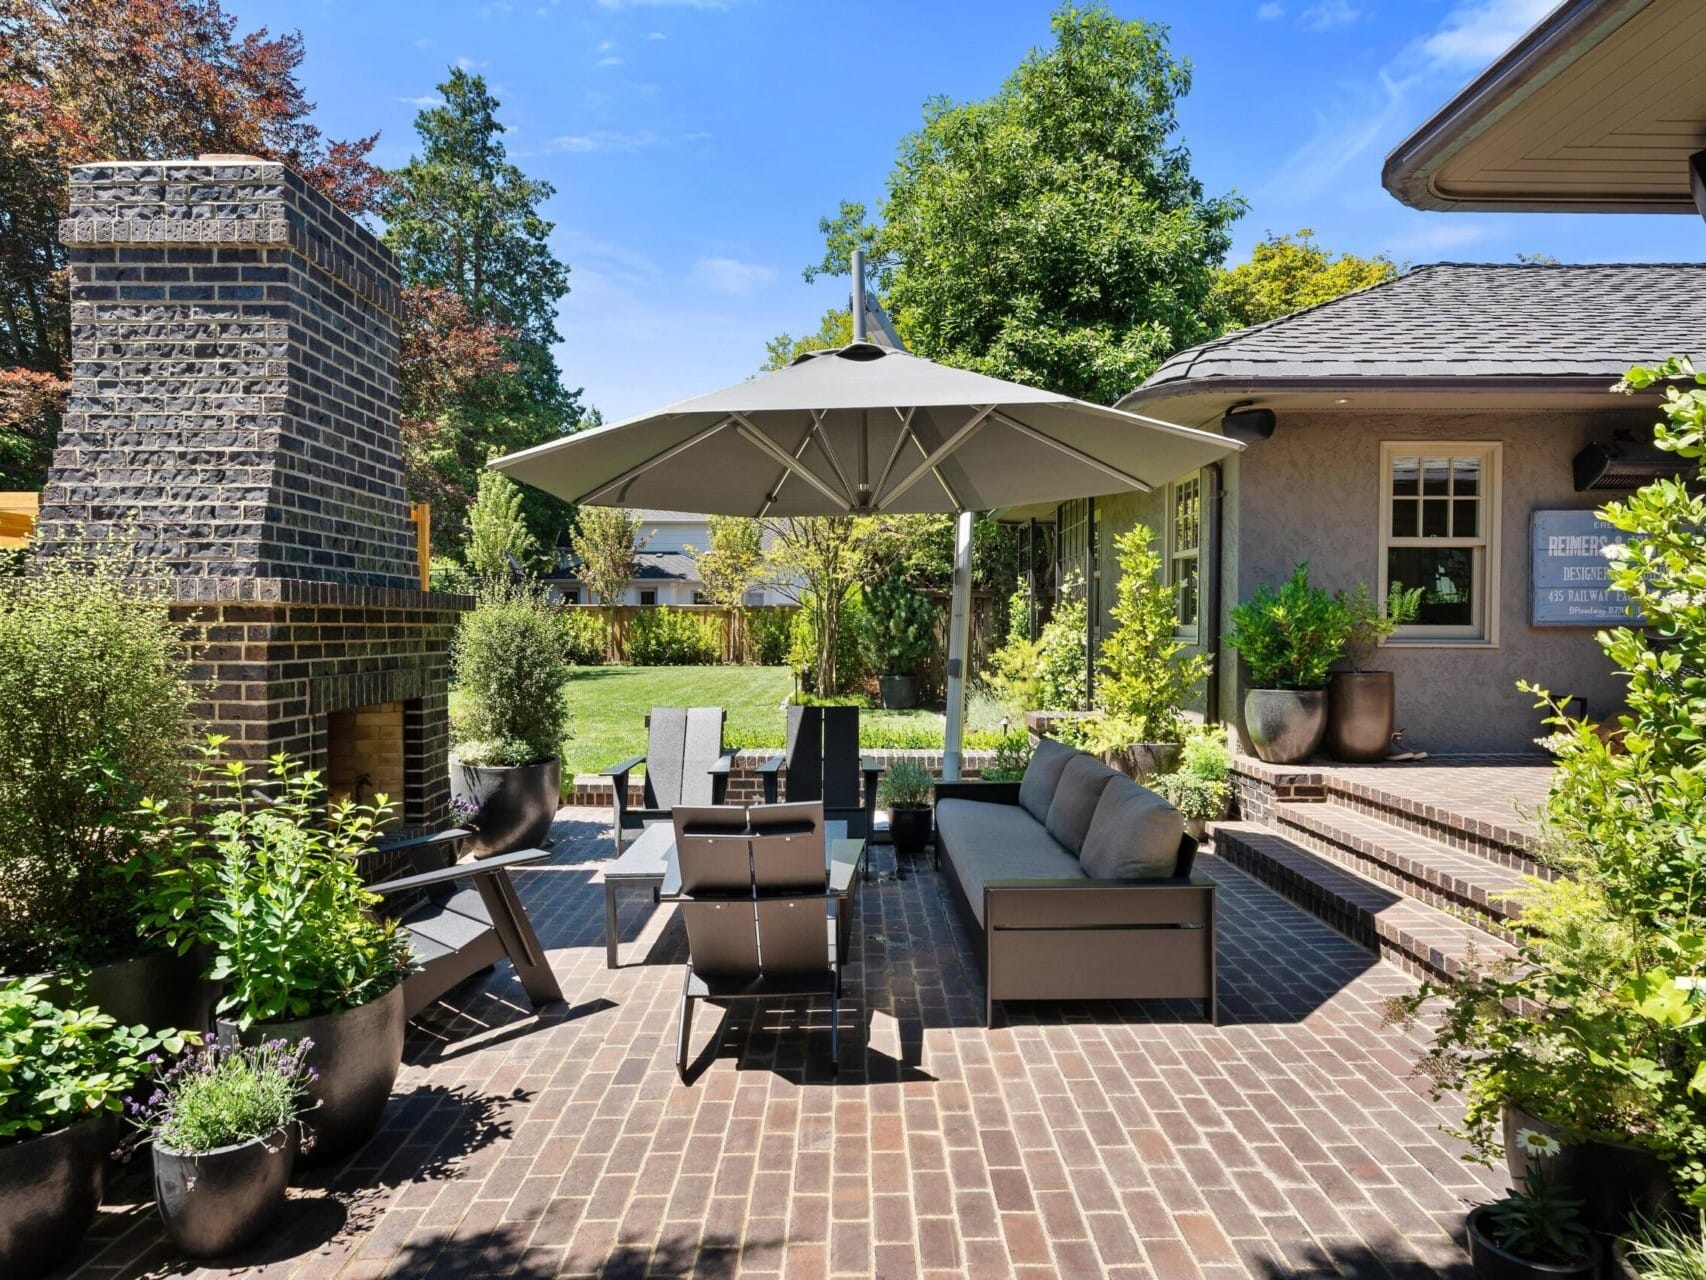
[1530, 509, 1645, 627]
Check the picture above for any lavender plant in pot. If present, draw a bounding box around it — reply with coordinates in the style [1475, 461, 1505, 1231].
[878, 759, 934, 859]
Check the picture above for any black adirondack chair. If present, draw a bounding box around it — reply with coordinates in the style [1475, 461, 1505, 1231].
[756, 705, 881, 843]
[602, 706, 731, 854]
[669, 802, 844, 1080]
[368, 828, 564, 1020]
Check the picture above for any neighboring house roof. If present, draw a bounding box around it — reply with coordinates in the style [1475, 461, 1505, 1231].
[1123, 263, 1706, 413]
[547, 550, 700, 584]
[1383, 0, 1706, 214]
[633, 509, 705, 523]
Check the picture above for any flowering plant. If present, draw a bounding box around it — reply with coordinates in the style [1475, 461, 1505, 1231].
[120, 1038, 316, 1158]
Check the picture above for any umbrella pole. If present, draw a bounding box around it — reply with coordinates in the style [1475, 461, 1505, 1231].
[943, 509, 975, 782]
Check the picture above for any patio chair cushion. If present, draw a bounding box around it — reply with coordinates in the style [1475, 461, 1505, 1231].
[1078, 775, 1185, 881]
[934, 799, 1087, 926]
[1044, 755, 1119, 856]
[1018, 736, 1075, 825]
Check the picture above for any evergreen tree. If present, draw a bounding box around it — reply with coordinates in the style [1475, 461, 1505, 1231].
[465, 469, 539, 581]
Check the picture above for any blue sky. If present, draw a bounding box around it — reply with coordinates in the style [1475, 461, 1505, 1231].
[234, 0, 1702, 423]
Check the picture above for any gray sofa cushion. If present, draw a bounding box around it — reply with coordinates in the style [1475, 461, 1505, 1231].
[1017, 736, 1076, 825]
[1078, 775, 1185, 880]
[1045, 755, 1118, 855]
[935, 798, 1085, 925]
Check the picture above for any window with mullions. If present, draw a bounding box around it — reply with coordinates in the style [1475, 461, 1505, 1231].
[1168, 475, 1201, 638]
[1380, 443, 1501, 643]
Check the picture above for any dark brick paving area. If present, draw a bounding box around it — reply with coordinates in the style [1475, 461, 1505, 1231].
[64, 810, 1498, 1280]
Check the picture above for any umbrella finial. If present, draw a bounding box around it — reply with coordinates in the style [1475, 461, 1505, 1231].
[851, 247, 867, 343]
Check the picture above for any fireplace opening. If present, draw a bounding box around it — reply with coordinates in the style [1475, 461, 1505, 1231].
[327, 702, 407, 824]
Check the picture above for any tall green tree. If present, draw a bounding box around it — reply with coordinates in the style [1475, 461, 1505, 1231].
[1212, 229, 1398, 330]
[572, 507, 644, 607]
[382, 69, 588, 553]
[795, 4, 1242, 405]
[691, 516, 765, 610]
[464, 468, 539, 581]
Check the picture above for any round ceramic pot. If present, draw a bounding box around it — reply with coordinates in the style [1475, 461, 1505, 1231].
[1105, 743, 1182, 781]
[1326, 671, 1396, 763]
[228, 983, 404, 1165]
[1244, 689, 1328, 765]
[1465, 1204, 1601, 1279]
[889, 806, 932, 857]
[451, 757, 561, 857]
[0, 1115, 109, 1278]
[81, 946, 220, 1035]
[153, 1125, 298, 1259]
[878, 675, 918, 710]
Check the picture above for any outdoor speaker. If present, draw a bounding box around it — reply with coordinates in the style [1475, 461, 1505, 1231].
[1221, 408, 1276, 443]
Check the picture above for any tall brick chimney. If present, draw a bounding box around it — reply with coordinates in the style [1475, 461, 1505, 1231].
[38, 157, 468, 825]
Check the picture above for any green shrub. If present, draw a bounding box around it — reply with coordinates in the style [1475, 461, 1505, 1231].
[1179, 723, 1232, 782]
[980, 732, 1032, 782]
[122, 1038, 314, 1157]
[877, 759, 933, 809]
[1623, 1214, 1706, 1278]
[865, 562, 935, 676]
[429, 556, 476, 595]
[0, 555, 195, 975]
[742, 606, 793, 666]
[0, 977, 187, 1144]
[134, 748, 413, 1029]
[1152, 772, 1229, 821]
[790, 589, 869, 695]
[1095, 525, 1212, 744]
[452, 582, 568, 765]
[558, 607, 608, 665]
[1228, 564, 1350, 690]
[628, 606, 719, 666]
[984, 578, 1089, 712]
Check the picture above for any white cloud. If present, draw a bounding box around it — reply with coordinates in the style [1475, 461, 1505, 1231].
[1257, 2, 1284, 18]
[594, 0, 728, 8]
[646, 30, 667, 39]
[397, 94, 444, 108]
[1420, 0, 1555, 72]
[1300, 0, 1362, 30]
[692, 257, 776, 296]
[413, 36, 437, 50]
[1387, 221, 1498, 253]
[598, 56, 625, 67]
[545, 130, 661, 154]
[455, 55, 485, 71]
[598, 39, 619, 52]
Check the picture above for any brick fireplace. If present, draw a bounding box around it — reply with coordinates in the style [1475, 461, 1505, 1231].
[36, 156, 467, 828]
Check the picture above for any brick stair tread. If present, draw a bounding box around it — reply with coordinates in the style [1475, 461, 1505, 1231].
[1214, 822, 1516, 982]
[1273, 800, 1538, 919]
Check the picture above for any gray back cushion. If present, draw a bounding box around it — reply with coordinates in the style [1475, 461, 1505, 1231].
[1079, 776, 1185, 880]
[1045, 755, 1119, 855]
[1018, 736, 1076, 824]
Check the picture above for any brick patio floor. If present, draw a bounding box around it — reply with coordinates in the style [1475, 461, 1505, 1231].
[63, 808, 1500, 1280]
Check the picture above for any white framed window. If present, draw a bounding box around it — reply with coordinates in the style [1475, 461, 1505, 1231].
[1379, 443, 1501, 645]
[1166, 474, 1202, 641]
[638, 588, 658, 606]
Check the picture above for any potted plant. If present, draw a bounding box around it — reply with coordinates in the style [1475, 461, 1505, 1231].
[1089, 526, 1213, 778]
[450, 581, 571, 856]
[0, 556, 205, 1032]
[866, 563, 935, 710]
[1616, 1214, 1706, 1279]
[1466, 1170, 1601, 1279]
[0, 977, 185, 1278]
[1152, 725, 1234, 839]
[120, 1038, 316, 1259]
[1324, 582, 1422, 763]
[878, 759, 935, 858]
[135, 747, 413, 1164]
[1228, 564, 1351, 764]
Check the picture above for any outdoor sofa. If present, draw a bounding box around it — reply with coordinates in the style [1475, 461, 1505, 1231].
[934, 737, 1216, 1027]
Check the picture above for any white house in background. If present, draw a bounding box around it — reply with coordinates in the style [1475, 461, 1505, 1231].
[546, 510, 799, 606]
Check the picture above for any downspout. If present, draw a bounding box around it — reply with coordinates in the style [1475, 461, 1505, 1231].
[1202, 462, 1225, 724]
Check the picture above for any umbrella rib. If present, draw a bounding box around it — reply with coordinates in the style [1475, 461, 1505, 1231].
[877, 405, 994, 509]
[870, 406, 916, 506]
[733, 414, 853, 512]
[992, 412, 1153, 493]
[806, 409, 858, 506]
[575, 416, 735, 505]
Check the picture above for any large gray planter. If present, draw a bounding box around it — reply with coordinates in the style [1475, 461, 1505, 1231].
[451, 757, 561, 857]
[228, 983, 404, 1165]
[1104, 742, 1182, 781]
[79, 946, 220, 1035]
[1326, 671, 1396, 763]
[153, 1125, 297, 1258]
[1244, 689, 1328, 765]
[0, 1115, 109, 1278]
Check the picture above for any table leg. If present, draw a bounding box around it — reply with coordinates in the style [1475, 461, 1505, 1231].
[605, 880, 621, 969]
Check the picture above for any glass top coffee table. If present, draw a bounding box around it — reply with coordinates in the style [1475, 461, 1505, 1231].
[603, 818, 865, 968]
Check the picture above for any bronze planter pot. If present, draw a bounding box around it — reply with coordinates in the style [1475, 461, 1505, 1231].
[1244, 689, 1328, 765]
[452, 757, 561, 857]
[1465, 1204, 1601, 1279]
[1326, 671, 1395, 763]
[0, 1115, 110, 1278]
[227, 983, 404, 1165]
[153, 1125, 298, 1259]
[878, 675, 917, 710]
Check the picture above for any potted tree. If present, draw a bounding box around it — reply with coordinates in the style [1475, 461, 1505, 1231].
[1325, 582, 1422, 763]
[1228, 565, 1351, 765]
[878, 759, 935, 858]
[451, 582, 571, 856]
[0, 977, 183, 1278]
[121, 1038, 316, 1259]
[1466, 1170, 1601, 1279]
[866, 562, 934, 710]
[135, 747, 413, 1164]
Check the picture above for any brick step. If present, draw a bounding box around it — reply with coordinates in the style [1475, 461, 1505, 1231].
[1212, 822, 1516, 985]
[1271, 800, 1544, 928]
[1318, 771, 1546, 870]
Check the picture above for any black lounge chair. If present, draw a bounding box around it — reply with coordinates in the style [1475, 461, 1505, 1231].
[670, 802, 845, 1080]
[368, 828, 564, 1020]
[602, 706, 732, 854]
[756, 705, 881, 842]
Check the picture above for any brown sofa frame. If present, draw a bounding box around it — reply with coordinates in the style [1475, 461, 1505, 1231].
[933, 781, 1217, 1027]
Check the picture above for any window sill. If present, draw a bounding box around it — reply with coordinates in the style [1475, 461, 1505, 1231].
[1382, 637, 1499, 650]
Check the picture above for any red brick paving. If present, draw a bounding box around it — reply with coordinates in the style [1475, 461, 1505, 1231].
[62, 809, 1498, 1279]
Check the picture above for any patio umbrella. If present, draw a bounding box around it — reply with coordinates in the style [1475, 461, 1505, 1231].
[490, 269, 1242, 778]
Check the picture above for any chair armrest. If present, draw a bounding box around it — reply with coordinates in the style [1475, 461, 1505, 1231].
[706, 755, 733, 775]
[981, 874, 1214, 930]
[753, 755, 785, 775]
[934, 780, 1021, 807]
[601, 755, 646, 780]
[755, 753, 784, 804]
[377, 826, 473, 855]
[370, 847, 553, 896]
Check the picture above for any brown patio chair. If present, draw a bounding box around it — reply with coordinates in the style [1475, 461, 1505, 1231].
[671, 802, 844, 1080]
[602, 707, 732, 854]
[756, 704, 881, 843]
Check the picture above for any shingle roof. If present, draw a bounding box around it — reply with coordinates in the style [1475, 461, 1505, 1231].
[547, 550, 699, 583]
[1134, 263, 1706, 399]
